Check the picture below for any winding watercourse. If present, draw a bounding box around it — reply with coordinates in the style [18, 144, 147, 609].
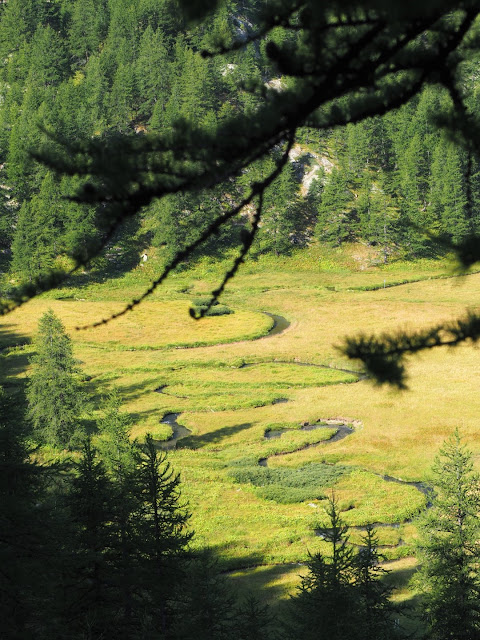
[154, 310, 431, 549]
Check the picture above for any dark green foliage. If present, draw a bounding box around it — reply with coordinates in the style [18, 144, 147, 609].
[66, 436, 115, 636]
[172, 548, 236, 640]
[230, 462, 351, 503]
[7, 0, 480, 331]
[27, 309, 86, 447]
[233, 595, 274, 640]
[258, 159, 308, 255]
[136, 433, 192, 634]
[316, 167, 357, 245]
[49, 390, 194, 638]
[415, 430, 480, 640]
[201, 303, 233, 316]
[354, 526, 398, 640]
[171, 547, 274, 640]
[285, 495, 359, 640]
[191, 296, 220, 307]
[191, 297, 234, 317]
[286, 496, 400, 640]
[0, 386, 47, 636]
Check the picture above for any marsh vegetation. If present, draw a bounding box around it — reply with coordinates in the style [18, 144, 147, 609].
[3, 246, 478, 613]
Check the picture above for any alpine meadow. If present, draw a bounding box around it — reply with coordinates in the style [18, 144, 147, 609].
[3, 1, 480, 639]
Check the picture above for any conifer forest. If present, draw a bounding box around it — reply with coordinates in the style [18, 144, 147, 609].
[3, 1, 480, 638]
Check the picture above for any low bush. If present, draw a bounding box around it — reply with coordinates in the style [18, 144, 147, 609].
[191, 297, 219, 307]
[191, 298, 234, 316]
[229, 462, 351, 504]
[204, 304, 233, 316]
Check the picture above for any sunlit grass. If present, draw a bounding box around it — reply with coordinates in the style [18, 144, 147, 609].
[3, 248, 480, 604]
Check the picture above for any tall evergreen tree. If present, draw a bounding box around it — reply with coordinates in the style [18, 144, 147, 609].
[354, 525, 399, 640]
[65, 436, 114, 636]
[136, 434, 192, 635]
[96, 392, 142, 637]
[172, 548, 236, 640]
[260, 160, 306, 255]
[415, 429, 480, 640]
[287, 495, 400, 640]
[316, 167, 356, 245]
[233, 594, 274, 640]
[286, 495, 359, 640]
[0, 384, 60, 637]
[27, 309, 86, 448]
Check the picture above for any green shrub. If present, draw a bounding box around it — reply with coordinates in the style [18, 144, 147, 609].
[229, 463, 351, 504]
[264, 422, 301, 433]
[204, 304, 233, 316]
[190, 298, 234, 316]
[191, 297, 219, 307]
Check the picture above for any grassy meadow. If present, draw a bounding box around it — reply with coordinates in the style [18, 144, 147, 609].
[2, 243, 480, 607]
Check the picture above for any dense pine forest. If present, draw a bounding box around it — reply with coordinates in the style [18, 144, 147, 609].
[1, 0, 480, 289]
[3, 1, 480, 638]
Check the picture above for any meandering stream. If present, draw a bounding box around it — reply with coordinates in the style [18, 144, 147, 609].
[154, 306, 430, 552]
[155, 412, 192, 449]
[257, 420, 431, 542]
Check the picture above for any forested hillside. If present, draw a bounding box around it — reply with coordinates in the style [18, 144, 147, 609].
[1, 0, 480, 291]
[5, 2, 480, 638]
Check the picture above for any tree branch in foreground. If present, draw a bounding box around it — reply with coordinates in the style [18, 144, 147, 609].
[341, 312, 480, 388]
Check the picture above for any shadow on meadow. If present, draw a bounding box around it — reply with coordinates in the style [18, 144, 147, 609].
[384, 562, 418, 592]
[0, 325, 31, 384]
[0, 324, 30, 350]
[212, 543, 306, 612]
[86, 376, 168, 404]
[179, 422, 253, 449]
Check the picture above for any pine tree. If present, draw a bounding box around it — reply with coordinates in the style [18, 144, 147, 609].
[172, 548, 236, 640]
[137, 434, 192, 635]
[260, 160, 306, 255]
[66, 436, 114, 636]
[286, 495, 359, 640]
[316, 167, 356, 245]
[135, 25, 170, 120]
[0, 385, 59, 637]
[287, 496, 400, 640]
[96, 390, 141, 637]
[12, 172, 66, 280]
[415, 429, 480, 640]
[233, 595, 274, 640]
[96, 397, 194, 637]
[354, 525, 399, 640]
[27, 309, 86, 448]
[68, 0, 102, 66]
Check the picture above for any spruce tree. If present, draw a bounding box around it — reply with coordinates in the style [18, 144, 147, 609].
[233, 595, 274, 640]
[415, 429, 480, 640]
[354, 525, 399, 640]
[316, 167, 356, 245]
[172, 548, 236, 640]
[136, 434, 192, 635]
[0, 385, 60, 637]
[66, 436, 114, 636]
[286, 495, 359, 640]
[27, 309, 86, 448]
[96, 396, 194, 637]
[287, 496, 400, 640]
[96, 389, 140, 636]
